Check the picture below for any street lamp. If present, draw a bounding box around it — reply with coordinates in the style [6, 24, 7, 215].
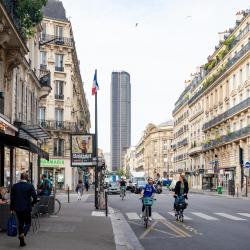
[39, 38, 61, 49]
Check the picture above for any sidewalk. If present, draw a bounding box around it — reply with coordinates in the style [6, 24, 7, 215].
[0, 193, 116, 250]
[190, 188, 250, 200]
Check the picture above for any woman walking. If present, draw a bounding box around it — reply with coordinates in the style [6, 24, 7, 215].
[76, 180, 84, 200]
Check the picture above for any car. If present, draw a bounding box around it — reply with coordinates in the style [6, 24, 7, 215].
[108, 182, 120, 194]
[134, 180, 147, 194]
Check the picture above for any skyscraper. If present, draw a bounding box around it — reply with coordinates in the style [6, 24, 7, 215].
[111, 71, 131, 171]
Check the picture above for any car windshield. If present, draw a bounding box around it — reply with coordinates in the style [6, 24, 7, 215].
[111, 182, 118, 187]
[137, 181, 147, 186]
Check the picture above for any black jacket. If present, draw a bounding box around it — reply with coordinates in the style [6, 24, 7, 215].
[10, 181, 37, 212]
[174, 180, 189, 196]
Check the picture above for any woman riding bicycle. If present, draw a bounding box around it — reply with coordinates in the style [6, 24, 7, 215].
[174, 174, 189, 212]
[140, 177, 156, 221]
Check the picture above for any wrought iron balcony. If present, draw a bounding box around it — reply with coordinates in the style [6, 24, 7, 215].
[39, 120, 84, 132]
[177, 138, 188, 148]
[189, 40, 250, 105]
[39, 69, 51, 88]
[203, 126, 250, 151]
[40, 34, 73, 47]
[0, 0, 25, 39]
[55, 66, 64, 72]
[55, 94, 64, 100]
[40, 64, 47, 71]
[0, 92, 4, 114]
[203, 97, 250, 131]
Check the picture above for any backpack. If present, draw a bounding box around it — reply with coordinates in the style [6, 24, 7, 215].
[7, 215, 17, 237]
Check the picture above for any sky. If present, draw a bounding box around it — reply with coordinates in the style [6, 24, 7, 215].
[61, 0, 250, 153]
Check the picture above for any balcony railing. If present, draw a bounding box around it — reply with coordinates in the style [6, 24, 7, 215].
[189, 40, 250, 105]
[203, 126, 250, 151]
[39, 120, 84, 132]
[0, 0, 25, 39]
[0, 92, 4, 114]
[203, 97, 250, 131]
[40, 34, 73, 47]
[40, 64, 47, 71]
[55, 94, 64, 100]
[39, 70, 51, 88]
[55, 66, 64, 72]
[177, 138, 188, 148]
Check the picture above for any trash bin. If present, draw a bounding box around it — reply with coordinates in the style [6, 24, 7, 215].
[217, 186, 222, 194]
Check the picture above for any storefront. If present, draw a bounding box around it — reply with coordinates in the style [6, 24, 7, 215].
[218, 167, 236, 194]
[202, 169, 216, 190]
[40, 159, 65, 190]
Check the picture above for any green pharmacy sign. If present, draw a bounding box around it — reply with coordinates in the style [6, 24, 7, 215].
[41, 159, 65, 168]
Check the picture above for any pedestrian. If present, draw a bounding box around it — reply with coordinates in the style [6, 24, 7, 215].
[85, 180, 89, 192]
[38, 174, 52, 196]
[76, 180, 84, 200]
[10, 172, 37, 247]
[0, 186, 8, 204]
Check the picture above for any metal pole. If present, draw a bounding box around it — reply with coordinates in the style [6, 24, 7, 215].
[246, 176, 248, 197]
[94, 69, 99, 209]
[105, 190, 108, 217]
[67, 186, 70, 203]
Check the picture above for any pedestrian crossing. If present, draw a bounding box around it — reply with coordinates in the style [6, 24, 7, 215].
[125, 211, 250, 222]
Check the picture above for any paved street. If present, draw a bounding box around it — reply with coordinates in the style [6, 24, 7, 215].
[109, 189, 250, 250]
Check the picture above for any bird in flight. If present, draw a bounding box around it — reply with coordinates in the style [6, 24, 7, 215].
[135, 23, 139, 27]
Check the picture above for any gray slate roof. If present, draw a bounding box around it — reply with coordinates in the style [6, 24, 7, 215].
[43, 0, 67, 21]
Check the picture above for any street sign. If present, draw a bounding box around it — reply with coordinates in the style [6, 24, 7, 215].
[244, 162, 250, 168]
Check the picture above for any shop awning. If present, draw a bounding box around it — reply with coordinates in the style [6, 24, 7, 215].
[18, 125, 50, 141]
[0, 132, 49, 160]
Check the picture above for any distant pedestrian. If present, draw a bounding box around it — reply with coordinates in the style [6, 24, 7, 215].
[38, 174, 52, 196]
[10, 172, 37, 247]
[76, 180, 84, 200]
[85, 180, 89, 192]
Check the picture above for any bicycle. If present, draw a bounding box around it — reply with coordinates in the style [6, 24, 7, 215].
[120, 186, 126, 200]
[174, 195, 186, 223]
[53, 198, 61, 215]
[141, 197, 155, 228]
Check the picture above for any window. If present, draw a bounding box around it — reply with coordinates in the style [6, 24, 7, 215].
[40, 51, 47, 69]
[240, 119, 244, 129]
[55, 25, 63, 38]
[53, 138, 64, 156]
[55, 54, 64, 71]
[55, 81, 64, 99]
[239, 94, 243, 102]
[246, 63, 250, 79]
[239, 69, 243, 84]
[247, 89, 250, 98]
[39, 107, 46, 127]
[233, 74, 236, 89]
[233, 122, 237, 131]
[55, 108, 63, 128]
[233, 98, 236, 106]
[41, 23, 46, 40]
[247, 116, 250, 126]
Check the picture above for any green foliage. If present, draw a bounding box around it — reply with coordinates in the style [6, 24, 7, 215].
[116, 169, 127, 177]
[15, 0, 48, 38]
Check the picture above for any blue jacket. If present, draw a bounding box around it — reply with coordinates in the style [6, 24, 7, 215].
[10, 181, 37, 212]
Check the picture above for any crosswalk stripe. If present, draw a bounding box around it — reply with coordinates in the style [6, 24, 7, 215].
[214, 213, 246, 221]
[168, 212, 192, 220]
[237, 213, 250, 218]
[92, 211, 105, 217]
[152, 212, 165, 220]
[126, 212, 140, 220]
[191, 212, 218, 221]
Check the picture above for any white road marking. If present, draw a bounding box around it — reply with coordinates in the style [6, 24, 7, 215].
[214, 213, 246, 221]
[191, 212, 218, 221]
[152, 212, 165, 220]
[237, 213, 250, 218]
[126, 212, 140, 220]
[168, 212, 192, 220]
[91, 211, 105, 217]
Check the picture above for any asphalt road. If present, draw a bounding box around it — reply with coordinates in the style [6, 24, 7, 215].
[108, 189, 250, 250]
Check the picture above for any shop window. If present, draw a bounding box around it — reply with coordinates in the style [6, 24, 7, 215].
[53, 139, 64, 157]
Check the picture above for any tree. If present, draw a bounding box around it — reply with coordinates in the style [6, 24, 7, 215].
[14, 0, 48, 38]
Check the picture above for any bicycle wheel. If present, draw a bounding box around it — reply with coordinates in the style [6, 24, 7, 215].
[54, 198, 61, 215]
[180, 210, 184, 222]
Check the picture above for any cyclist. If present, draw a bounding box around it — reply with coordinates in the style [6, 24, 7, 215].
[119, 178, 127, 197]
[140, 177, 156, 221]
[173, 174, 189, 213]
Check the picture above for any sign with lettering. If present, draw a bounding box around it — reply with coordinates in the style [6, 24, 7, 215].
[71, 134, 95, 167]
[41, 159, 65, 168]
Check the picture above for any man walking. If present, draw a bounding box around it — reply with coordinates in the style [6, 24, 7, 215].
[38, 174, 52, 196]
[10, 172, 37, 247]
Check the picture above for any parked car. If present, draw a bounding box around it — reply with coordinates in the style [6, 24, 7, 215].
[108, 182, 120, 194]
[134, 180, 147, 194]
[127, 180, 133, 191]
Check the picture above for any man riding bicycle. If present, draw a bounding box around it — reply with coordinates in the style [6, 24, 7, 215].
[140, 177, 156, 221]
[174, 174, 189, 213]
[119, 178, 127, 197]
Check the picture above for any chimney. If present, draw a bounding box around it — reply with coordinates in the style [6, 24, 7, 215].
[218, 30, 230, 43]
[235, 10, 244, 22]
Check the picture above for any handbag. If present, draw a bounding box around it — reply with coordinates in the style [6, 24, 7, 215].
[7, 214, 17, 237]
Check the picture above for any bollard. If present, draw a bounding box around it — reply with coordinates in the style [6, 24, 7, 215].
[68, 186, 70, 203]
[105, 191, 108, 217]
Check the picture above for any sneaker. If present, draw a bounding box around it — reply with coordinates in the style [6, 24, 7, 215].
[149, 217, 152, 221]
